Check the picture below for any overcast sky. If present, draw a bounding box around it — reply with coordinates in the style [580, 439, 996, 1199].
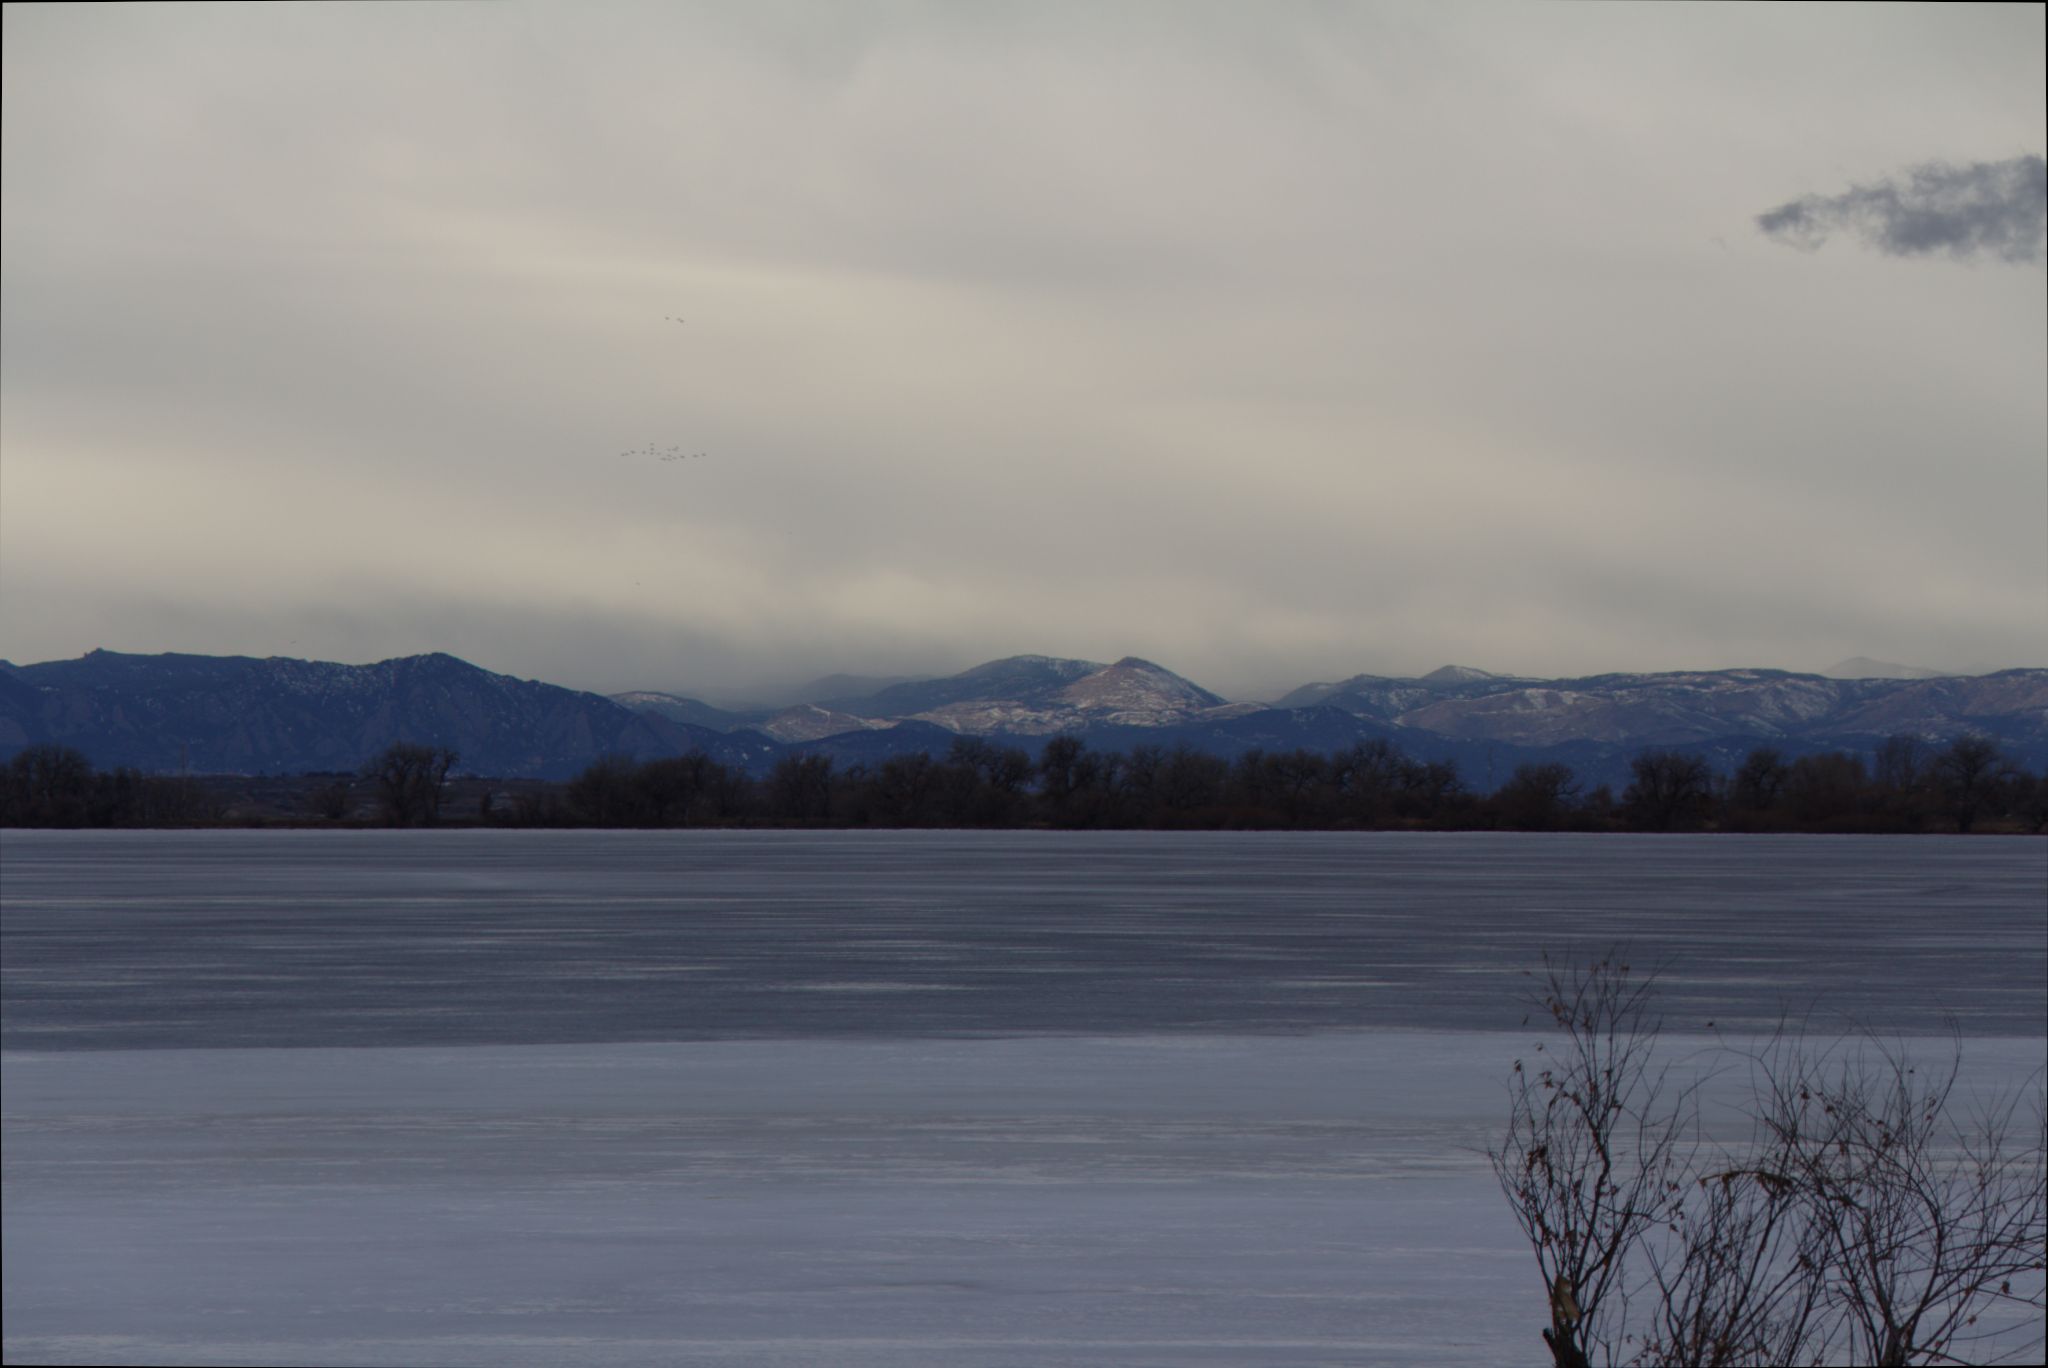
[4, 2, 2042, 701]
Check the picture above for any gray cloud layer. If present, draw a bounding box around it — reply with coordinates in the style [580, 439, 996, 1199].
[4, 4, 2044, 698]
[1757, 155, 2047, 264]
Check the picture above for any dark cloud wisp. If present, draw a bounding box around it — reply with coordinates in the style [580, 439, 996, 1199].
[1757, 155, 2047, 264]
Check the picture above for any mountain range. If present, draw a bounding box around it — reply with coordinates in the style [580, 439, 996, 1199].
[3, 649, 2043, 788]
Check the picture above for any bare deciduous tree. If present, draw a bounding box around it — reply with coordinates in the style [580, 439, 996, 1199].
[1496, 762, 1584, 830]
[1743, 1031, 2046, 1366]
[364, 742, 458, 827]
[1491, 954, 1698, 1368]
[308, 778, 352, 821]
[1493, 955, 2047, 1367]
[1622, 751, 1715, 830]
[1934, 735, 2004, 834]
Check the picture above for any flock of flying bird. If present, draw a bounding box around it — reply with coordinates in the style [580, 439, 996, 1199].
[626, 315, 706, 464]
[620, 444, 705, 462]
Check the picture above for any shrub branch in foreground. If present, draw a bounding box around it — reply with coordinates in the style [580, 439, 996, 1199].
[1491, 954, 2046, 1367]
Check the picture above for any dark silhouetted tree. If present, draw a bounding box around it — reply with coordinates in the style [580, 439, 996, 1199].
[1037, 736, 1085, 810]
[1394, 755, 1465, 823]
[871, 752, 940, 825]
[1, 744, 95, 826]
[1495, 762, 1582, 830]
[768, 753, 834, 822]
[1782, 752, 1868, 829]
[567, 752, 644, 825]
[2016, 770, 2048, 834]
[310, 779, 353, 820]
[1332, 738, 1405, 825]
[1730, 747, 1788, 819]
[366, 742, 459, 827]
[1934, 734, 2003, 833]
[941, 737, 1031, 824]
[1158, 746, 1227, 821]
[1622, 750, 1714, 830]
[1038, 736, 1121, 826]
[1873, 733, 1927, 794]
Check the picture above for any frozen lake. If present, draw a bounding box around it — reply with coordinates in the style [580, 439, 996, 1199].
[6, 830, 2046, 1047]
[4, 831, 2045, 1365]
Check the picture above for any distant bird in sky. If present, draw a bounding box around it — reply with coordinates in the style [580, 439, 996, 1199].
[618, 441, 710, 463]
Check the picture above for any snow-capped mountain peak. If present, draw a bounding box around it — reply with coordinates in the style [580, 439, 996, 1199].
[1058, 658, 1227, 718]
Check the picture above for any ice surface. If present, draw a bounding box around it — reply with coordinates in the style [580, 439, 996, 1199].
[8, 1032, 2044, 1367]
[3, 1033, 1532, 1366]
[4, 831, 2044, 1364]
[6, 830, 2046, 1048]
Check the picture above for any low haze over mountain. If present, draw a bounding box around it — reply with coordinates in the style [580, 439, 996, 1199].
[4, 649, 2043, 789]
[1822, 657, 1950, 680]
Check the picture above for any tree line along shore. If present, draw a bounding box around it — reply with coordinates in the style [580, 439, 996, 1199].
[3, 733, 2041, 834]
